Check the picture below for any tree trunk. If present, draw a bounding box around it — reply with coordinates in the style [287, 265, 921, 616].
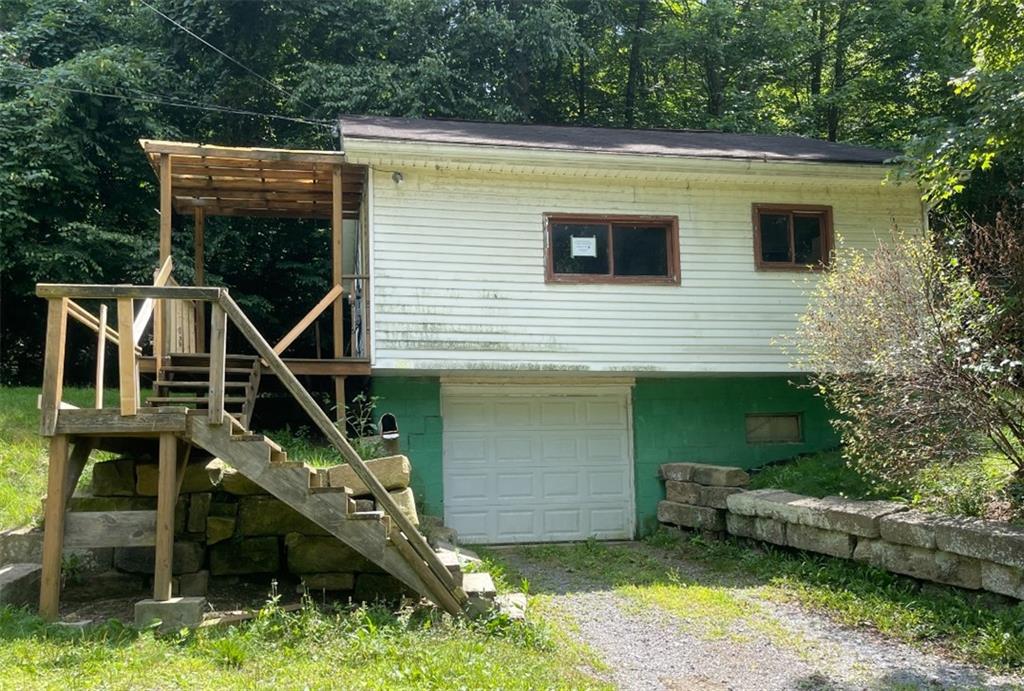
[826, 6, 848, 142]
[623, 0, 647, 128]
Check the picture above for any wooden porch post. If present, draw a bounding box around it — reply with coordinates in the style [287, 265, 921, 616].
[152, 432, 177, 601]
[40, 298, 68, 436]
[38, 434, 69, 620]
[332, 165, 346, 426]
[194, 208, 206, 350]
[116, 298, 138, 416]
[159, 153, 173, 263]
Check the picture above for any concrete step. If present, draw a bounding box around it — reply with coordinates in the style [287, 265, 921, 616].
[462, 571, 497, 617]
[0, 563, 41, 608]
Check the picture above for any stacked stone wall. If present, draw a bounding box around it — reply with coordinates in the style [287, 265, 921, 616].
[658, 463, 1024, 600]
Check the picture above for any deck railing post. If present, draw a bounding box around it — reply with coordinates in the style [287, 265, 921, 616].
[117, 298, 139, 416]
[95, 304, 107, 409]
[39, 434, 69, 620]
[40, 298, 69, 436]
[208, 302, 227, 425]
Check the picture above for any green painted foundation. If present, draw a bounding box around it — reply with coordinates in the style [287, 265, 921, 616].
[370, 374, 838, 539]
[632, 376, 838, 534]
[370, 377, 444, 517]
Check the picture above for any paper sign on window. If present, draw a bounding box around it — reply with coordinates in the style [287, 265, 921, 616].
[570, 236, 597, 258]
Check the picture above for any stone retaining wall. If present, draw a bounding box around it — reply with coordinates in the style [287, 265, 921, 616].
[1, 454, 423, 605]
[657, 462, 1024, 601]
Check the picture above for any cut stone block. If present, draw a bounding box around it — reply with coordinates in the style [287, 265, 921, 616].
[656, 501, 726, 532]
[726, 513, 786, 546]
[237, 496, 327, 536]
[208, 500, 238, 518]
[115, 541, 205, 575]
[981, 562, 1024, 600]
[933, 516, 1024, 569]
[807, 496, 906, 538]
[187, 493, 211, 534]
[206, 516, 236, 545]
[220, 468, 267, 496]
[137, 459, 225, 496]
[661, 463, 695, 482]
[326, 455, 411, 496]
[495, 592, 527, 621]
[726, 489, 811, 522]
[661, 463, 749, 487]
[665, 480, 701, 506]
[463, 571, 497, 617]
[854, 539, 982, 590]
[0, 563, 41, 607]
[879, 510, 939, 549]
[90, 458, 136, 496]
[786, 523, 855, 559]
[285, 534, 372, 573]
[209, 537, 280, 576]
[64, 571, 144, 601]
[701, 486, 745, 510]
[0, 527, 112, 574]
[298, 572, 355, 592]
[175, 570, 210, 598]
[134, 596, 206, 632]
[385, 487, 419, 526]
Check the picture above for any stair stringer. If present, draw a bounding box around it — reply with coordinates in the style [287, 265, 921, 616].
[186, 416, 440, 604]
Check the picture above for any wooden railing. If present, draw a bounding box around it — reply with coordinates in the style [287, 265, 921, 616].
[35, 281, 465, 614]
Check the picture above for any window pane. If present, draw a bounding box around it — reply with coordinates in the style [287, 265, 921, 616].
[793, 215, 824, 264]
[551, 223, 609, 275]
[612, 225, 670, 276]
[745, 414, 802, 443]
[759, 213, 791, 263]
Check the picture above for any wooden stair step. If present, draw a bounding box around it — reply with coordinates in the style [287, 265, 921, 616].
[147, 396, 248, 405]
[349, 510, 386, 521]
[154, 380, 249, 388]
[162, 366, 254, 375]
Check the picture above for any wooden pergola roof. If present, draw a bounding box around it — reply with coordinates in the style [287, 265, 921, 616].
[140, 140, 365, 219]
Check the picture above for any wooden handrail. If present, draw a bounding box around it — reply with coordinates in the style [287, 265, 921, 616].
[66, 299, 141, 355]
[133, 256, 174, 346]
[37, 284, 223, 301]
[216, 293, 466, 614]
[272, 284, 344, 355]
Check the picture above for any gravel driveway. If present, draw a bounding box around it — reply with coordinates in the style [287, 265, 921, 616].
[497, 543, 1024, 691]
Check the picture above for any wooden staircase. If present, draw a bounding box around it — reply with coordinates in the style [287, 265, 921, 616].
[151, 353, 262, 427]
[34, 281, 490, 620]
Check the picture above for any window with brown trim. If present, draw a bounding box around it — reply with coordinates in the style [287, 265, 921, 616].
[752, 204, 833, 270]
[544, 214, 679, 284]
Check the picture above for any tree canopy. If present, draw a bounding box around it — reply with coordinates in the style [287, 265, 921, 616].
[2, 0, 1022, 383]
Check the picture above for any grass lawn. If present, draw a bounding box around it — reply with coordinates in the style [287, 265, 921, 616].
[0, 598, 607, 690]
[521, 533, 1024, 671]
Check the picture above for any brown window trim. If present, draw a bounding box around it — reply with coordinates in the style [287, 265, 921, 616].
[751, 204, 834, 271]
[543, 213, 680, 285]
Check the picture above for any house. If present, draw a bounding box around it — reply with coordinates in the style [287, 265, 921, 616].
[334, 116, 924, 543]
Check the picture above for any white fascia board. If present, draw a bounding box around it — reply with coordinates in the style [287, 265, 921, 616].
[342, 137, 901, 186]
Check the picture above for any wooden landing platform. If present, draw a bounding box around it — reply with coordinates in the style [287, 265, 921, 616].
[138, 356, 371, 377]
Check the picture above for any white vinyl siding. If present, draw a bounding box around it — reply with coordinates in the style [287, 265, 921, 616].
[365, 162, 923, 373]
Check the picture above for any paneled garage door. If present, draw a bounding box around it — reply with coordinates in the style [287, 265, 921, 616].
[442, 387, 634, 543]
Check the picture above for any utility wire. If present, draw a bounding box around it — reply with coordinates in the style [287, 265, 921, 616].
[0, 75, 333, 128]
[137, 0, 318, 113]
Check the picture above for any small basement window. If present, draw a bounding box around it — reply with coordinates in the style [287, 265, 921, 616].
[745, 413, 803, 444]
[545, 214, 679, 284]
[752, 204, 833, 270]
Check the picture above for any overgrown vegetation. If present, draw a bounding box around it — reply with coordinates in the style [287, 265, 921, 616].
[0, 597, 607, 689]
[519, 534, 1024, 670]
[792, 222, 1024, 517]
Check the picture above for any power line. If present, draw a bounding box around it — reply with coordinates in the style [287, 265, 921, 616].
[0, 75, 332, 128]
[137, 0, 318, 113]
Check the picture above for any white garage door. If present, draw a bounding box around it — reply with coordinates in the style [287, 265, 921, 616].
[442, 386, 634, 544]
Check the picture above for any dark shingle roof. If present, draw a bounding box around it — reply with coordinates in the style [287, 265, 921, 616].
[339, 115, 897, 165]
